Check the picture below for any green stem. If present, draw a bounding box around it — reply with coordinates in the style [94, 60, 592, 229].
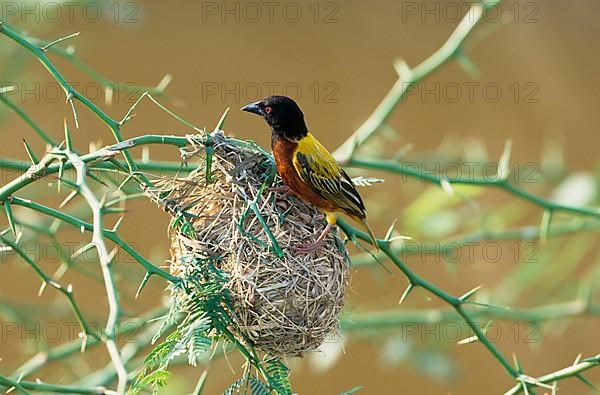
[455, 304, 516, 375]
[65, 151, 127, 393]
[13, 306, 169, 379]
[341, 300, 599, 332]
[28, 35, 169, 97]
[505, 354, 600, 395]
[334, 1, 500, 160]
[0, 376, 110, 394]
[0, 23, 145, 185]
[0, 234, 98, 340]
[347, 157, 600, 218]
[0, 134, 190, 202]
[351, 219, 600, 267]
[337, 219, 518, 379]
[10, 197, 179, 283]
[0, 94, 56, 145]
[0, 158, 193, 174]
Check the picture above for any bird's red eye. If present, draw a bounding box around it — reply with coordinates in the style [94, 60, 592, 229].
[265, 106, 272, 114]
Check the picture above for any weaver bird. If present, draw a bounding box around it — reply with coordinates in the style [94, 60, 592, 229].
[242, 95, 378, 253]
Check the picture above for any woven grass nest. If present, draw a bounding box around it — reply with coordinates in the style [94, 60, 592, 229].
[154, 131, 349, 357]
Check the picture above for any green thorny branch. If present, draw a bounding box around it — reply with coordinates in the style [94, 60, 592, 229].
[0, 0, 598, 394]
[0, 18, 284, 394]
[0, 21, 170, 187]
[62, 138, 128, 393]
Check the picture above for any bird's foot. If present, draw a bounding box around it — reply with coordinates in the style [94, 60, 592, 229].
[291, 239, 323, 253]
[291, 222, 334, 253]
[269, 185, 293, 198]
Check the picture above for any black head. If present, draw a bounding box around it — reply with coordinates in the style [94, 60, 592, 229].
[241, 96, 308, 141]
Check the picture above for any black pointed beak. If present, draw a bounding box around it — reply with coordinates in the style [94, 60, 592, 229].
[241, 101, 262, 116]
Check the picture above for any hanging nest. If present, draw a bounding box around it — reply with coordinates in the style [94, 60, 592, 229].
[150, 131, 349, 357]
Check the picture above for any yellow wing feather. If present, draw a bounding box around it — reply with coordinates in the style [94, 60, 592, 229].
[292, 133, 366, 219]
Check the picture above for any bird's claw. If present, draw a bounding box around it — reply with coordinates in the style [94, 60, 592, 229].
[269, 185, 293, 198]
[291, 240, 323, 254]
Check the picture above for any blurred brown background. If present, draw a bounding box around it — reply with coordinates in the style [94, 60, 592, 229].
[1, 0, 599, 394]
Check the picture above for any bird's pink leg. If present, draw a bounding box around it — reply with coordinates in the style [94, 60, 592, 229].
[292, 222, 334, 253]
[270, 184, 293, 198]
